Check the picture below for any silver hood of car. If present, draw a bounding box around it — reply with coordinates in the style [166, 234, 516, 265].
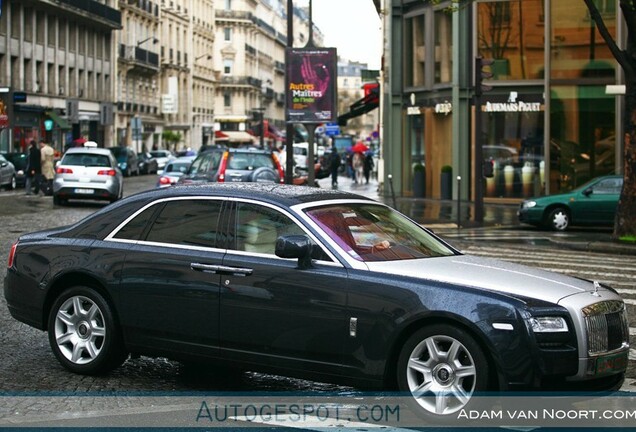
[366, 254, 605, 304]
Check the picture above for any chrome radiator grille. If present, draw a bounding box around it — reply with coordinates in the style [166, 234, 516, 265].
[582, 300, 629, 355]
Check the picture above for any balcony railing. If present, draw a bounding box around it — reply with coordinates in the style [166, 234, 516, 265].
[215, 10, 253, 20]
[119, 44, 160, 68]
[58, 0, 121, 27]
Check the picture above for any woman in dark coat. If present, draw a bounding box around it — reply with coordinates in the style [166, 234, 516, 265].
[25, 140, 41, 195]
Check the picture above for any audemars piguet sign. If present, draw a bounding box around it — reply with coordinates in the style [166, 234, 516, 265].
[285, 48, 337, 123]
[483, 92, 543, 113]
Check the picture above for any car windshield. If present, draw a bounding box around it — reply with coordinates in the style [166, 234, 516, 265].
[150, 151, 169, 158]
[166, 161, 191, 173]
[62, 153, 111, 167]
[304, 203, 456, 262]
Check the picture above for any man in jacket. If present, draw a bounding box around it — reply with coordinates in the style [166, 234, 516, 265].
[25, 140, 41, 195]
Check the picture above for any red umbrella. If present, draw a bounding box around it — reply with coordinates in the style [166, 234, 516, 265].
[351, 142, 369, 154]
[73, 137, 87, 145]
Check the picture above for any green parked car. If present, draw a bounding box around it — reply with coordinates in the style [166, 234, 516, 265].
[518, 175, 622, 231]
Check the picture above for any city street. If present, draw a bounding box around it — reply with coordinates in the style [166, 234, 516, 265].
[1, 174, 635, 427]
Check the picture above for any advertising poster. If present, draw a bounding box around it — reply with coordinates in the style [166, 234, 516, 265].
[285, 47, 337, 123]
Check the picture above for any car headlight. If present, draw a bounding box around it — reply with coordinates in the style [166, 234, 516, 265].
[530, 316, 569, 333]
[522, 201, 537, 209]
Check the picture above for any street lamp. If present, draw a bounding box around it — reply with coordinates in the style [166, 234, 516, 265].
[195, 54, 212, 61]
[137, 36, 158, 46]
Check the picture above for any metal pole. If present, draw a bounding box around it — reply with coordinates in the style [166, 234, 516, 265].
[474, 58, 484, 224]
[456, 176, 461, 229]
[285, 0, 294, 184]
[260, 109, 265, 148]
[306, 124, 316, 185]
[388, 174, 397, 209]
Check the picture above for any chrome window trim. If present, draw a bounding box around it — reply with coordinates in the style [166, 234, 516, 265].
[104, 195, 342, 267]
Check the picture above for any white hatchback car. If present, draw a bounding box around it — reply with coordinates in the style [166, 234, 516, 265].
[53, 147, 124, 205]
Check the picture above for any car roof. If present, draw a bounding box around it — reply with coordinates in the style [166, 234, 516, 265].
[61, 183, 376, 240]
[64, 147, 113, 156]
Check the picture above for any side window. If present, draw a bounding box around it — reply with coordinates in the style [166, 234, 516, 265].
[113, 205, 160, 240]
[232, 203, 330, 261]
[145, 199, 223, 248]
[592, 179, 621, 194]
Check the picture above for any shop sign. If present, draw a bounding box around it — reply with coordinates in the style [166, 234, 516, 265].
[407, 106, 421, 116]
[435, 102, 452, 115]
[483, 92, 542, 113]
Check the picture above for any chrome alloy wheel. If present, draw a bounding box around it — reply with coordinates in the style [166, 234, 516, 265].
[405, 335, 477, 415]
[54, 295, 106, 365]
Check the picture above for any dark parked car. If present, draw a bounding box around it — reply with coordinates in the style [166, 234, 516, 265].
[137, 152, 159, 175]
[1, 152, 27, 188]
[110, 146, 139, 177]
[179, 147, 284, 185]
[4, 184, 629, 419]
[518, 175, 622, 231]
[0, 153, 17, 190]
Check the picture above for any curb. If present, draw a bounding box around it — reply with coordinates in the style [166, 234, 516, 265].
[547, 238, 636, 256]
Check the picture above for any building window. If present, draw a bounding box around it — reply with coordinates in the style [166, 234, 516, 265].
[224, 27, 232, 42]
[477, 0, 545, 81]
[223, 59, 233, 75]
[404, 13, 426, 87]
[224, 0, 231, 10]
[434, 9, 452, 84]
[224, 92, 231, 107]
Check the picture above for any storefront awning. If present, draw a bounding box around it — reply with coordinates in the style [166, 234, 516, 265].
[45, 111, 71, 129]
[337, 85, 379, 126]
[215, 130, 256, 143]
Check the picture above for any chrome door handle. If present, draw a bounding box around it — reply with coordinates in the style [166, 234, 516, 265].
[190, 263, 253, 276]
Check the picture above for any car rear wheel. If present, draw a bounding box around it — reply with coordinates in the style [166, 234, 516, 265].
[48, 286, 127, 375]
[53, 195, 67, 206]
[546, 207, 570, 231]
[396, 325, 489, 420]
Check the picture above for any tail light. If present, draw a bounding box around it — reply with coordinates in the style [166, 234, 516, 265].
[8, 242, 17, 269]
[159, 176, 172, 186]
[97, 169, 117, 176]
[56, 167, 73, 174]
[217, 151, 229, 182]
[272, 153, 285, 183]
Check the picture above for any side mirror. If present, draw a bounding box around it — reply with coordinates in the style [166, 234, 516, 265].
[275, 235, 314, 269]
[583, 187, 593, 197]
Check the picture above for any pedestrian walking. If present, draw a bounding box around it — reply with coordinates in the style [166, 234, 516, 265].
[329, 147, 341, 187]
[25, 140, 41, 195]
[39, 139, 55, 196]
[363, 151, 375, 184]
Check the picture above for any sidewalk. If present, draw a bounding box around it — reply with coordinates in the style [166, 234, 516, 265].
[317, 174, 636, 256]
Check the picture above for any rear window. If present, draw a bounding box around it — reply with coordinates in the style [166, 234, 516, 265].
[62, 153, 111, 167]
[227, 153, 273, 170]
[189, 152, 223, 175]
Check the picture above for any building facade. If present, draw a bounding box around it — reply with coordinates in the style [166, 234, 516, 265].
[383, 0, 622, 203]
[0, 0, 121, 154]
[337, 59, 379, 140]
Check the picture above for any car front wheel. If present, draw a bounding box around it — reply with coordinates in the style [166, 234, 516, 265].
[396, 325, 489, 419]
[48, 286, 127, 375]
[546, 207, 570, 231]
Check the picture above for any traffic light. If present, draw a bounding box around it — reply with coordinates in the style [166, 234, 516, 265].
[483, 159, 494, 178]
[475, 57, 494, 96]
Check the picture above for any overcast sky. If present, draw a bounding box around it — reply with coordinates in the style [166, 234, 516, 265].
[297, 0, 382, 70]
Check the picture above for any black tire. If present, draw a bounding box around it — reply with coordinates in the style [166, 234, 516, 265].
[53, 195, 67, 206]
[545, 206, 570, 231]
[48, 286, 127, 375]
[9, 175, 16, 190]
[396, 325, 489, 420]
[250, 167, 278, 183]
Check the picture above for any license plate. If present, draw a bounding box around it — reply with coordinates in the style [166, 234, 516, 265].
[75, 188, 95, 194]
[595, 351, 628, 374]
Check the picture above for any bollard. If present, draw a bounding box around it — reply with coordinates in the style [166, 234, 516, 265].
[456, 176, 461, 229]
[388, 174, 397, 209]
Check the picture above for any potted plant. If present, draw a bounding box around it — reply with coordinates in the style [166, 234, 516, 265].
[441, 165, 453, 200]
